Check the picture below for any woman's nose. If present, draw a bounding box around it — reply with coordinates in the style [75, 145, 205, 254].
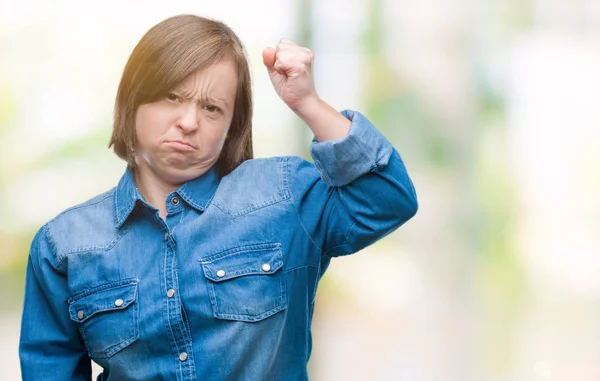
[177, 104, 199, 133]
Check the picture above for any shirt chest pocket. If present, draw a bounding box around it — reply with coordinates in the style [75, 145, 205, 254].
[68, 279, 140, 359]
[200, 243, 287, 322]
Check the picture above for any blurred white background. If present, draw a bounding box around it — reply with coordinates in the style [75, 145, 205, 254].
[1, 0, 599, 380]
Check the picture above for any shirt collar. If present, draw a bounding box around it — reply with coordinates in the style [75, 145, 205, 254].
[113, 165, 221, 229]
[177, 165, 220, 213]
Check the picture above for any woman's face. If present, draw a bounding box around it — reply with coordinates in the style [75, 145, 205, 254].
[134, 58, 238, 185]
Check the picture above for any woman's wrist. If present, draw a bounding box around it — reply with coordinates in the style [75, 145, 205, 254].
[294, 97, 351, 142]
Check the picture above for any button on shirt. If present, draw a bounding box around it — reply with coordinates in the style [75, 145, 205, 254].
[19, 110, 418, 381]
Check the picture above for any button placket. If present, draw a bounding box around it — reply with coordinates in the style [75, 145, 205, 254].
[160, 215, 193, 376]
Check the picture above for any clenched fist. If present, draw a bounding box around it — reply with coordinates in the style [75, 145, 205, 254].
[263, 39, 350, 142]
[262, 39, 318, 114]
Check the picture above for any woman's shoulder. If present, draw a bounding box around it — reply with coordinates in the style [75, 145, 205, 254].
[48, 188, 116, 225]
[211, 156, 318, 214]
[229, 156, 314, 175]
[34, 188, 118, 257]
[221, 156, 319, 185]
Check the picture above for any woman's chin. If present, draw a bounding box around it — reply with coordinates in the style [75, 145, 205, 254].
[159, 160, 213, 181]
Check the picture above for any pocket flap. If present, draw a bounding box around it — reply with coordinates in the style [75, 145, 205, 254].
[68, 279, 138, 323]
[201, 243, 283, 283]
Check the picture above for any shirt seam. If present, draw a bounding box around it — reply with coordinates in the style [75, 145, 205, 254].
[177, 187, 212, 211]
[60, 190, 114, 216]
[42, 223, 66, 270]
[284, 157, 322, 254]
[56, 223, 133, 259]
[30, 225, 53, 285]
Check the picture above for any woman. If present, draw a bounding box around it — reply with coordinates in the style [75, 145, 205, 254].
[19, 14, 417, 381]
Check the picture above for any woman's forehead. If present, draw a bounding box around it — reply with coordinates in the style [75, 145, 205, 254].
[175, 59, 238, 100]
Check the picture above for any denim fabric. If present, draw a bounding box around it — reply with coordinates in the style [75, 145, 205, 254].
[19, 110, 418, 381]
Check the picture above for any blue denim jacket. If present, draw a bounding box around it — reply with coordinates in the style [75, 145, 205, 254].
[19, 110, 417, 381]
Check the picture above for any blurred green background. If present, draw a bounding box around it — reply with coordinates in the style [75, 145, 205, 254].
[1, 0, 599, 380]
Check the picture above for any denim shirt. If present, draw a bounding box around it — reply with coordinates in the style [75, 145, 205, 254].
[19, 110, 418, 381]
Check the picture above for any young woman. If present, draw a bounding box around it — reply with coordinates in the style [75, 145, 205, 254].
[19, 14, 418, 381]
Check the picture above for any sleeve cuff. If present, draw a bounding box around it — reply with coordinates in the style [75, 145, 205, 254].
[309, 110, 393, 187]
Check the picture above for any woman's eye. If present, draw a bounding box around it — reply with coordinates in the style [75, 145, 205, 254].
[204, 104, 220, 113]
[166, 93, 181, 102]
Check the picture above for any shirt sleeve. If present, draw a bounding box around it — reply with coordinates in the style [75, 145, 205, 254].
[287, 109, 418, 257]
[19, 226, 92, 381]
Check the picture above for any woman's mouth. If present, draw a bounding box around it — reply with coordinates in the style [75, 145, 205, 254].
[166, 140, 196, 152]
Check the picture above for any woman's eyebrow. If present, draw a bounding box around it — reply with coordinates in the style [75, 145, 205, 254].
[205, 96, 230, 108]
[199, 91, 230, 108]
[172, 88, 230, 107]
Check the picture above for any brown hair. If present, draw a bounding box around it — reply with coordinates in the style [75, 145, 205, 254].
[109, 14, 253, 176]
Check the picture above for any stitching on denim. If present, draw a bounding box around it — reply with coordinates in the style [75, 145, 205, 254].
[177, 209, 184, 225]
[70, 294, 136, 322]
[206, 244, 288, 322]
[58, 222, 133, 258]
[211, 280, 285, 320]
[163, 246, 179, 365]
[278, 261, 287, 307]
[170, 253, 185, 381]
[42, 224, 62, 270]
[170, 211, 185, 241]
[165, 246, 179, 362]
[209, 202, 227, 216]
[170, 247, 191, 380]
[211, 159, 290, 219]
[59, 191, 114, 217]
[212, 192, 289, 219]
[202, 247, 283, 265]
[114, 185, 120, 224]
[207, 282, 218, 316]
[76, 285, 139, 359]
[278, 156, 289, 192]
[200, 242, 282, 263]
[68, 278, 139, 303]
[115, 197, 137, 228]
[178, 186, 213, 211]
[174, 270, 192, 381]
[115, 185, 144, 228]
[181, 306, 196, 378]
[178, 355, 184, 381]
[214, 303, 286, 322]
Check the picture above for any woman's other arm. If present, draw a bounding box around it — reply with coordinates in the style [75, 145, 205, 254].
[19, 226, 91, 381]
